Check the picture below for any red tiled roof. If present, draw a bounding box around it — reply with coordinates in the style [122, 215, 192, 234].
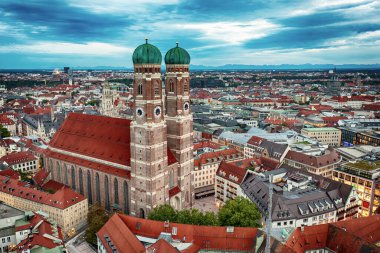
[49, 113, 132, 166]
[98, 214, 258, 253]
[0, 169, 19, 179]
[247, 136, 264, 146]
[285, 148, 340, 168]
[33, 169, 50, 186]
[194, 148, 241, 167]
[0, 175, 86, 209]
[193, 140, 221, 150]
[15, 212, 64, 252]
[42, 180, 68, 193]
[0, 151, 37, 166]
[147, 238, 180, 253]
[169, 186, 181, 198]
[216, 161, 247, 184]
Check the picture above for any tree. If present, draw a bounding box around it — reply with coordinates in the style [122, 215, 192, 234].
[85, 204, 110, 246]
[148, 204, 177, 222]
[0, 125, 10, 138]
[218, 196, 261, 228]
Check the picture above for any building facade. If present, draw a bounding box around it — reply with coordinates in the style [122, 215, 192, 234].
[44, 40, 194, 218]
[0, 151, 38, 173]
[301, 127, 342, 146]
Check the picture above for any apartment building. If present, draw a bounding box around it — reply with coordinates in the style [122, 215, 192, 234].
[241, 167, 359, 229]
[301, 127, 342, 146]
[193, 148, 243, 198]
[215, 160, 248, 206]
[0, 151, 38, 173]
[0, 175, 88, 238]
[283, 148, 342, 178]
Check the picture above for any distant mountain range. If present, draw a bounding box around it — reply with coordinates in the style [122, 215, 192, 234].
[1, 63, 380, 72]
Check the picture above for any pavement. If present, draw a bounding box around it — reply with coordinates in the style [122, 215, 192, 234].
[66, 231, 96, 253]
[193, 195, 219, 213]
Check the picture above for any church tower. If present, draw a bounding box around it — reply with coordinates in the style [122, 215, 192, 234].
[130, 39, 169, 218]
[101, 81, 114, 117]
[165, 43, 194, 209]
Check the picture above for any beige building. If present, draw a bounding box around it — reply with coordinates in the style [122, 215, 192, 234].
[193, 148, 243, 199]
[301, 127, 341, 146]
[0, 175, 87, 238]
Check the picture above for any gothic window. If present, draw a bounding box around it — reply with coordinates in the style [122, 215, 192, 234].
[64, 164, 69, 185]
[71, 166, 76, 190]
[96, 173, 101, 204]
[56, 162, 61, 182]
[138, 82, 143, 95]
[154, 82, 160, 96]
[105, 175, 110, 210]
[79, 168, 84, 195]
[114, 178, 119, 205]
[124, 181, 129, 214]
[169, 79, 174, 92]
[139, 208, 145, 218]
[87, 171, 93, 205]
[169, 170, 174, 188]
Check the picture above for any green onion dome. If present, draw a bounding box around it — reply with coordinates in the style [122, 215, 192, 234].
[165, 42, 190, 65]
[132, 39, 162, 65]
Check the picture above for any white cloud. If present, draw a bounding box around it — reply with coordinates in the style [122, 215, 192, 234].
[0, 41, 133, 55]
[177, 19, 280, 45]
[68, 0, 180, 14]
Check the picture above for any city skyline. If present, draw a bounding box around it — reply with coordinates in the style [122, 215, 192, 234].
[0, 0, 380, 68]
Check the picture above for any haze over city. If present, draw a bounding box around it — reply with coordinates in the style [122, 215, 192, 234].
[0, 0, 380, 68]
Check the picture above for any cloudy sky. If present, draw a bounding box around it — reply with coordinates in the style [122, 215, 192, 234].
[0, 0, 379, 68]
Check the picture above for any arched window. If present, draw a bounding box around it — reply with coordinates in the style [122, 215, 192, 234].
[154, 82, 160, 96]
[71, 166, 76, 190]
[114, 178, 119, 205]
[124, 181, 129, 214]
[64, 164, 69, 185]
[104, 175, 110, 211]
[96, 173, 101, 204]
[87, 171, 93, 205]
[138, 82, 143, 95]
[79, 168, 84, 195]
[169, 79, 174, 92]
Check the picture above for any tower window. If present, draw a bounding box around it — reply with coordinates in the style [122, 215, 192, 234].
[169, 79, 174, 92]
[138, 82, 143, 95]
[154, 82, 160, 96]
[184, 80, 189, 93]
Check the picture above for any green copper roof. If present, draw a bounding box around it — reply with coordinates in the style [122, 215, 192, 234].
[165, 43, 190, 65]
[132, 39, 162, 65]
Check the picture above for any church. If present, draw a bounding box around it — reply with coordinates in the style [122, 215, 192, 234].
[44, 40, 194, 218]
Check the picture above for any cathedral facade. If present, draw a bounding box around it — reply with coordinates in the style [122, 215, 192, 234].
[44, 40, 194, 217]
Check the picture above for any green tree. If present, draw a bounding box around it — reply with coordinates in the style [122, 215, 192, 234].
[218, 196, 261, 228]
[0, 125, 10, 138]
[85, 204, 110, 246]
[148, 204, 177, 222]
[203, 211, 219, 226]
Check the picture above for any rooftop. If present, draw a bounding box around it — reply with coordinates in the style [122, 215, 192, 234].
[346, 160, 380, 171]
[302, 127, 340, 132]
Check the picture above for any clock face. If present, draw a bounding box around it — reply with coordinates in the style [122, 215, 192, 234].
[136, 107, 144, 117]
[154, 106, 162, 117]
[184, 102, 190, 111]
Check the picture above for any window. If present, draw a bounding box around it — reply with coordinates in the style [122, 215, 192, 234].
[184, 79, 189, 93]
[7, 237, 10, 242]
[154, 82, 160, 96]
[290, 221, 293, 225]
[1, 238, 4, 243]
[138, 82, 143, 95]
[169, 79, 174, 92]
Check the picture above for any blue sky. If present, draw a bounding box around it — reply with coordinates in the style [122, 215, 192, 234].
[0, 0, 379, 68]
